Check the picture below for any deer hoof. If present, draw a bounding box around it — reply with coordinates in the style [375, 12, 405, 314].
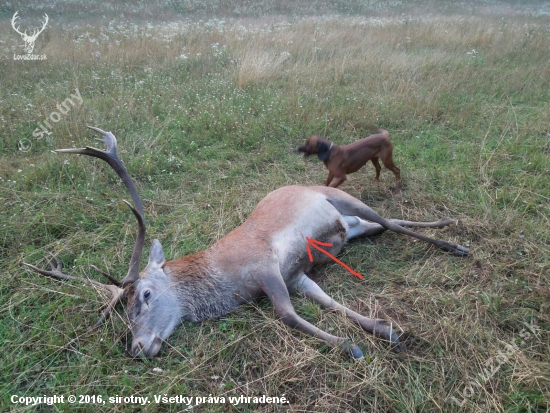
[373, 320, 402, 351]
[390, 331, 402, 351]
[453, 244, 469, 256]
[340, 339, 364, 359]
[435, 218, 456, 227]
[443, 241, 469, 256]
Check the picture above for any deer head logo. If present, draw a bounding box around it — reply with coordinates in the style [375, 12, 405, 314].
[11, 11, 49, 54]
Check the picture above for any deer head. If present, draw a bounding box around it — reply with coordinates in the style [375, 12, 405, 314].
[12, 12, 49, 54]
[24, 126, 169, 357]
[125, 239, 186, 358]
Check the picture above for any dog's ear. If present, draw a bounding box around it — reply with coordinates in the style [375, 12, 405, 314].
[317, 141, 331, 161]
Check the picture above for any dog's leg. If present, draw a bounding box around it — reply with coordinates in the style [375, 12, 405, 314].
[328, 175, 347, 188]
[386, 162, 401, 188]
[325, 171, 334, 187]
[371, 157, 382, 181]
[380, 151, 401, 188]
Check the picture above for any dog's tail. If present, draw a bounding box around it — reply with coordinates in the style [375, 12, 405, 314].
[376, 128, 389, 137]
[350, 121, 388, 136]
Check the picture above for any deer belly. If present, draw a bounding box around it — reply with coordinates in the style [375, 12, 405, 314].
[274, 217, 348, 282]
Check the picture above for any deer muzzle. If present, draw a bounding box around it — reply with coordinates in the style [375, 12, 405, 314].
[131, 335, 163, 359]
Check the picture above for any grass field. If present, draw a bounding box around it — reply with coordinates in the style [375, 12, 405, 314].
[1, 0, 549, 411]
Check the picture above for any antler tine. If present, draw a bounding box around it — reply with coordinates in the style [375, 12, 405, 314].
[88, 125, 117, 154]
[23, 255, 125, 327]
[55, 126, 143, 216]
[24, 252, 108, 289]
[91, 265, 122, 287]
[23, 253, 82, 283]
[87, 201, 144, 287]
[120, 199, 146, 286]
[94, 285, 125, 328]
[55, 126, 146, 286]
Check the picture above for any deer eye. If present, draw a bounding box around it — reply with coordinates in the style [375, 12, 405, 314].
[144, 290, 151, 300]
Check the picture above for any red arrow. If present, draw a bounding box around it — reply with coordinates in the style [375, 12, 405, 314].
[305, 237, 363, 279]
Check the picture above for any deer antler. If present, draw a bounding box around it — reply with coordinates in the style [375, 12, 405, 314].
[23, 254, 124, 328]
[55, 126, 146, 286]
[23, 126, 146, 325]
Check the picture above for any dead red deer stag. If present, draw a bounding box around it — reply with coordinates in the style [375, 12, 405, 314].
[25, 126, 468, 359]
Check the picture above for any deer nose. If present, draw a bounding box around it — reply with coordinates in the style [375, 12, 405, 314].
[131, 341, 146, 358]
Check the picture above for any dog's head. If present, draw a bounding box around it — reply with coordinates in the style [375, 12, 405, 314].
[296, 136, 332, 161]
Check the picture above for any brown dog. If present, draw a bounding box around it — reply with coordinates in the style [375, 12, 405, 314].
[297, 129, 401, 189]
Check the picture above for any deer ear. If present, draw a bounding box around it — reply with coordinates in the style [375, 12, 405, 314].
[148, 239, 165, 268]
[317, 141, 330, 161]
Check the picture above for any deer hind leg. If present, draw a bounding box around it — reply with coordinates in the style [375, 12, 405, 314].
[342, 215, 459, 240]
[255, 267, 364, 358]
[295, 274, 400, 350]
[327, 194, 468, 256]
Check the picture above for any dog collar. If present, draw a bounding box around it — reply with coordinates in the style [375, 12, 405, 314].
[317, 141, 334, 161]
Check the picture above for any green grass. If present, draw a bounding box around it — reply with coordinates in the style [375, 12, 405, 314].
[1, 1, 549, 412]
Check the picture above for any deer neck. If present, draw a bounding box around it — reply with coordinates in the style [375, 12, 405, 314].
[162, 249, 241, 322]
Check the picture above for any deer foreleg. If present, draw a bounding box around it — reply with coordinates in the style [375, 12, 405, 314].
[254, 269, 364, 358]
[295, 274, 400, 349]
